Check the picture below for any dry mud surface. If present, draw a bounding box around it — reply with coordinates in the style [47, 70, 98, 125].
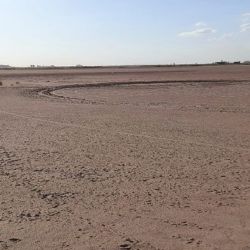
[0, 65, 250, 250]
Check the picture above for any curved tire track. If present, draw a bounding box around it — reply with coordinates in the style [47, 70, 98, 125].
[23, 79, 248, 105]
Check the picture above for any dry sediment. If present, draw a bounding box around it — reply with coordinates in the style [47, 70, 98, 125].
[0, 65, 250, 250]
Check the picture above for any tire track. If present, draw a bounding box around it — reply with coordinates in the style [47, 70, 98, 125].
[24, 79, 249, 105]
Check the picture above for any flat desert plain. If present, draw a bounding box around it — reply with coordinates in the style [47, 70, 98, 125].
[0, 65, 250, 250]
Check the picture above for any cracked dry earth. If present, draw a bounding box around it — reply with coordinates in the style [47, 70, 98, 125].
[0, 65, 250, 250]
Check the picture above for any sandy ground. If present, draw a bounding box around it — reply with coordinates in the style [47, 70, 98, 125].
[0, 65, 250, 250]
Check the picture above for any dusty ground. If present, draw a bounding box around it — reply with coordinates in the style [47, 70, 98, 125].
[0, 65, 250, 250]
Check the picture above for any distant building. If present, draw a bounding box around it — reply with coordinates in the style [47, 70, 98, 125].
[0, 64, 11, 68]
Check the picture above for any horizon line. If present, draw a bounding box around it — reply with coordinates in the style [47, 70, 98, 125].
[1, 61, 250, 70]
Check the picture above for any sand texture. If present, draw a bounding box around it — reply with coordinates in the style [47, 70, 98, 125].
[0, 65, 250, 250]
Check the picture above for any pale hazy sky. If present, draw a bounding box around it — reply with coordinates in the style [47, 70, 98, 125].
[1, 0, 250, 66]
